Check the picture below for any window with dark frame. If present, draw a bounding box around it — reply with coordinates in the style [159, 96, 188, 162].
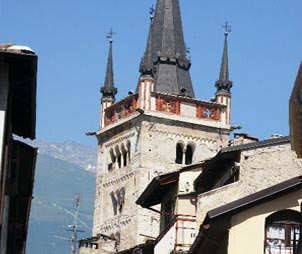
[264, 210, 301, 254]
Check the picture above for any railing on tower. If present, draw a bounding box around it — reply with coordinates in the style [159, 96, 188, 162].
[104, 94, 138, 126]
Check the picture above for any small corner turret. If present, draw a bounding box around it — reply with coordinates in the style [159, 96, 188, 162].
[215, 22, 233, 125]
[139, 5, 155, 78]
[137, 6, 155, 110]
[100, 29, 118, 128]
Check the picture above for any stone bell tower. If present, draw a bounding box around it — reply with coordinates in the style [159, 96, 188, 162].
[88, 0, 234, 253]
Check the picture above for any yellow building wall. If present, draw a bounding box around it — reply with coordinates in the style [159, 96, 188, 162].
[228, 189, 302, 254]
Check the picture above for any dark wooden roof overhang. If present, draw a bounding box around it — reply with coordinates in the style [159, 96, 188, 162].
[136, 161, 208, 208]
[136, 172, 180, 208]
[194, 136, 290, 192]
[289, 61, 302, 158]
[0, 50, 37, 139]
[194, 150, 240, 193]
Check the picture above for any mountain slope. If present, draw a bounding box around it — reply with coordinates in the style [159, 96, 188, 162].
[25, 139, 98, 172]
[27, 153, 96, 254]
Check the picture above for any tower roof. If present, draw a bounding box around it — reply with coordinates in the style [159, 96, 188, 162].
[140, 0, 195, 98]
[101, 33, 117, 99]
[139, 9, 154, 76]
[215, 23, 232, 94]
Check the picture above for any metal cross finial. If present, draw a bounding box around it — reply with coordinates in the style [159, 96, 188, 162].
[222, 22, 231, 36]
[106, 28, 116, 43]
[149, 4, 155, 20]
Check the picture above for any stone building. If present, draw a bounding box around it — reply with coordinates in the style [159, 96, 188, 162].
[194, 135, 302, 226]
[80, 0, 234, 253]
[0, 44, 38, 254]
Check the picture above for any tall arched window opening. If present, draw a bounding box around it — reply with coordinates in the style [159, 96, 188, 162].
[108, 148, 116, 171]
[121, 144, 127, 167]
[127, 141, 131, 164]
[185, 145, 193, 165]
[175, 143, 183, 164]
[115, 146, 121, 169]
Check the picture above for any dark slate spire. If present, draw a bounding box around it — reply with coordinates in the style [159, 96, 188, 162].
[101, 30, 117, 99]
[215, 23, 232, 94]
[140, 0, 195, 97]
[139, 7, 155, 76]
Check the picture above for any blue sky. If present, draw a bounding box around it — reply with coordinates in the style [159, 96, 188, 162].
[0, 0, 301, 146]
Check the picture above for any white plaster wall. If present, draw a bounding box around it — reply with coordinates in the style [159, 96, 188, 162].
[179, 170, 202, 194]
[154, 221, 176, 254]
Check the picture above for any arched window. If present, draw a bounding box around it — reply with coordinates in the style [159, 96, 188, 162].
[175, 143, 183, 164]
[115, 146, 121, 169]
[127, 141, 131, 163]
[265, 210, 300, 254]
[121, 144, 127, 167]
[108, 148, 116, 171]
[185, 144, 193, 165]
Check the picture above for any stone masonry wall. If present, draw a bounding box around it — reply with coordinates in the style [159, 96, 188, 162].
[196, 142, 302, 226]
[93, 114, 231, 251]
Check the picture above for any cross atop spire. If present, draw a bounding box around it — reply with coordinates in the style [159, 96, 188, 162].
[101, 29, 117, 99]
[222, 21, 231, 36]
[138, 0, 195, 97]
[106, 28, 116, 43]
[215, 22, 233, 95]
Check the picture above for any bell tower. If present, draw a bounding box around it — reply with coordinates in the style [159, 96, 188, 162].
[87, 1, 234, 253]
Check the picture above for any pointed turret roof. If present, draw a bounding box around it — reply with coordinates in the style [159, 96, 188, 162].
[101, 37, 117, 99]
[139, 0, 195, 98]
[139, 11, 154, 76]
[216, 25, 232, 94]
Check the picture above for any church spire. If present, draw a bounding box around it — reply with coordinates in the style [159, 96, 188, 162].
[215, 22, 232, 94]
[139, 6, 155, 76]
[101, 29, 117, 99]
[140, 0, 195, 97]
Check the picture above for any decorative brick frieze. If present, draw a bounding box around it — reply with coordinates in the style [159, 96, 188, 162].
[196, 104, 221, 121]
[156, 96, 180, 115]
[105, 95, 138, 126]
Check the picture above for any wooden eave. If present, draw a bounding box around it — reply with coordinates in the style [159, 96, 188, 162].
[136, 161, 208, 208]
